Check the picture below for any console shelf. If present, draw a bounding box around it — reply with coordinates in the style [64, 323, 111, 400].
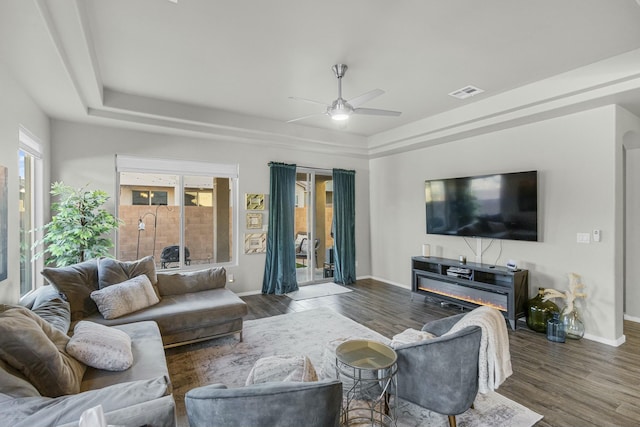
[411, 256, 528, 329]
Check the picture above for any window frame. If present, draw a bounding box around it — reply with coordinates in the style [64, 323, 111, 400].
[18, 126, 44, 297]
[115, 155, 239, 270]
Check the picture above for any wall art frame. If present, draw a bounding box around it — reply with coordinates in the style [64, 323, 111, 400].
[246, 212, 263, 229]
[245, 193, 265, 210]
[244, 233, 267, 254]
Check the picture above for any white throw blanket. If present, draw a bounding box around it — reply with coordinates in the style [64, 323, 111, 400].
[445, 306, 513, 393]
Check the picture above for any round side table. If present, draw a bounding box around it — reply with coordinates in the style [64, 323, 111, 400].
[335, 339, 398, 427]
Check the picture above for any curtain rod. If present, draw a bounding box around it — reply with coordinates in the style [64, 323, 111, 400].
[267, 162, 331, 172]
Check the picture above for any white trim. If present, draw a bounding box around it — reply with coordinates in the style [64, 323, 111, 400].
[116, 154, 239, 178]
[18, 126, 43, 158]
[582, 332, 626, 347]
[623, 313, 640, 323]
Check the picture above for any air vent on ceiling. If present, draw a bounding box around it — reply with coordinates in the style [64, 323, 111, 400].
[448, 85, 485, 100]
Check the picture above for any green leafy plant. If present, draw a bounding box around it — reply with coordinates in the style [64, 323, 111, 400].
[34, 182, 122, 267]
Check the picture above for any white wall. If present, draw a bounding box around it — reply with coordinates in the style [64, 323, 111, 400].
[0, 63, 50, 304]
[50, 120, 371, 294]
[370, 106, 622, 343]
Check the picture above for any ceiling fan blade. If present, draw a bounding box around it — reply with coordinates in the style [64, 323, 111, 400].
[286, 112, 328, 123]
[353, 107, 401, 117]
[288, 96, 329, 107]
[347, 89, 385, 108]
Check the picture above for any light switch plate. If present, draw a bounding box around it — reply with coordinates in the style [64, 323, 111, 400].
[577, 233, 591, 244]
[593, 229, 601, 242]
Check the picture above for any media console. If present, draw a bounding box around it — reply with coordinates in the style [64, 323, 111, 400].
[411, 256, 529, 330]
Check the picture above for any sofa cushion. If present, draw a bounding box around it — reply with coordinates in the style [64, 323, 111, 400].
[0, 359, 40, 398]
[86, 288, 247, 335]
[156, 267, 226, 296]
[245, 355, 318, 385]
[67, 321, 133, 371]
[0, 305, 86, 397]
[91, 274, 160, 320]
[0, 375, 171, 427]
[80, 321, 170, 392]
[31, 297, 71, 334]
[41, 259, 99, 321]
[98, 255, 158, 291]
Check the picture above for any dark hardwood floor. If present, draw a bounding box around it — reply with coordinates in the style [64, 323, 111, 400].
[241, 278, 640, 427]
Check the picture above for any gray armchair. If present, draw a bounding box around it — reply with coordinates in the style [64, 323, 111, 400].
[395, 313, 482, 427]
[185, 379, 342, 427]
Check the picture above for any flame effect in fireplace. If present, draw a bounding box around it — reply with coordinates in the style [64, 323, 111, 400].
[419, 286, 507, 312]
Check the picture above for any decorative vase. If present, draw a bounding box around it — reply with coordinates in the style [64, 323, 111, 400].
[561, 306, 585, 339]
[526, 288, 559, 333]
[547, 312, 566, 343]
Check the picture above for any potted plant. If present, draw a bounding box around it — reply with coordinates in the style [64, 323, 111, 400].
[34, 182, 121, 267]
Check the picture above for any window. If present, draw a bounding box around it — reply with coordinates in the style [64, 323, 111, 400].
[132, 190, 168, 205]
[18, 128, 43, 297]
[116, 155, 238, 270]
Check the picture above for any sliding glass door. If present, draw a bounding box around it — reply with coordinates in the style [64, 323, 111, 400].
[295, 169, 334, 284]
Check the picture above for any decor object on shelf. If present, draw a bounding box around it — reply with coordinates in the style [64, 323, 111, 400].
[245, 193, 265, 210]
[543, 273, 587, 339]
[246, 212, 263, 229]
[546, 312, 565, 343]
[34, 182, 121, 267]
[526, 288, 559, 333]
[244, 233, 267, 254]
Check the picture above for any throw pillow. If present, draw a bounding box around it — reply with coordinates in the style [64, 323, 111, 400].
[41, 259, 100, 321]
[31, 298, 71, 334]
[0, 305, 86, 397]
[67, 321, 133, 371]
[91, 274, 160, 320]
[245, 355, 318, 385]
[156, 267, 226, 296]
[97, 255, 158, 290]
[390, 328, 436, 349]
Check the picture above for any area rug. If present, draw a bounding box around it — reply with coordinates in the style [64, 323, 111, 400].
[285, 282, 353, 300]
[166, 307, 542, 427]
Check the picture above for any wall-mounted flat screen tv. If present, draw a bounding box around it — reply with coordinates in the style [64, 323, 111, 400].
[425, 170, 538, 241]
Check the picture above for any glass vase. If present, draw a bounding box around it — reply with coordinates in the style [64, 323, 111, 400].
[561, 306, 585, 339]
[547, 312, 565, 343]
[526, 288, 559, 333]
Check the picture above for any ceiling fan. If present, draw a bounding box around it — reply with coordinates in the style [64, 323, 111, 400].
[287, 64, 401, 123]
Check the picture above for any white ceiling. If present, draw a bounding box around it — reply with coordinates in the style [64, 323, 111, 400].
[2, 0, 640, 156]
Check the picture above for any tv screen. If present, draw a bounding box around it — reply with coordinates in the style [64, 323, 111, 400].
[425, 171, 538, 241]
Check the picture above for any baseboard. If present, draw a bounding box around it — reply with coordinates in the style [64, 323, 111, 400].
[624, 313, 640, 323]
[367, 275, 410, 290]
[583, 332, 626, 347]
[236, 289, 261, 297]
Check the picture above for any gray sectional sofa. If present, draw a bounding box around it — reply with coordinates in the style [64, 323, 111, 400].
[0, 257, 248, 427]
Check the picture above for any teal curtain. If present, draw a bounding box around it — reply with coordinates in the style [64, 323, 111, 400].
[262, 162, 298, 294]
[332, 168, 356, 285]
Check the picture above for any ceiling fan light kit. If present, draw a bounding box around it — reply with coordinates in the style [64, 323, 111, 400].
[288, 64, 401, 123]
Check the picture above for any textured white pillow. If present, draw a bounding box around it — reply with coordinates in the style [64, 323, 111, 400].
[390, 328, 436, 348]
[67, 321, 133, 371]
[245, 355, 318, 385]
[90, 274, 160, 320]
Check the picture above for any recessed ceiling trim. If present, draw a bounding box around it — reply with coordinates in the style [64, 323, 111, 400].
[88, 107, 370, 158]
[34, 0, 89, 111]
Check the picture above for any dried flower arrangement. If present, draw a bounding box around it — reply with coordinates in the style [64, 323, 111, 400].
[543, 272, 587, 313]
